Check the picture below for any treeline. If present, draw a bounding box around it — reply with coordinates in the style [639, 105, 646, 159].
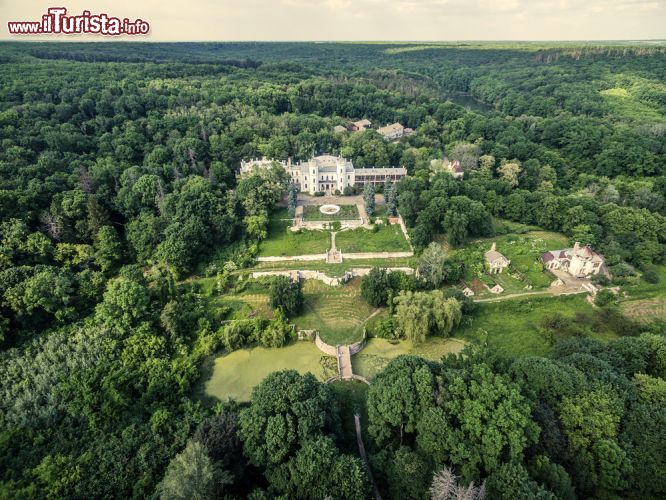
[397, 170, 666, 272]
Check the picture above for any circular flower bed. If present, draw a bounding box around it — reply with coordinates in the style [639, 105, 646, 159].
[319, 204, 341, 215]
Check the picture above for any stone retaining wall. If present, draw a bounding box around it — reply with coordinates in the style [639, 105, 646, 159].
[314, 333, 338, 356]
[343, 251, 414, 259]
[251, 267, 414, 286]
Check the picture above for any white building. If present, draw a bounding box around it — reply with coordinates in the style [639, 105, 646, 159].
[239, 155, 406, 195]
[377, 122, 405, 140]
[542, 242, 605, 278]
[485, 242, 511, 274]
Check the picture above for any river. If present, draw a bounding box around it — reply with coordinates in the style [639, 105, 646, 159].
[443, 92, 494, 112]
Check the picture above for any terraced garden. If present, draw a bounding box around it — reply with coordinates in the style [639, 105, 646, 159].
[292, 278, 377, 344]
[336, 225, 411, 253]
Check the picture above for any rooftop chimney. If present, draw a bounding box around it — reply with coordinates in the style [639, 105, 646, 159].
[491, 242, 496, 252]
[574, 242, 580, 251]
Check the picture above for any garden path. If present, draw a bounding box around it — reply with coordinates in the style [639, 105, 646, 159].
[474, 288, 588, 303]
[355, 414, 382, 500]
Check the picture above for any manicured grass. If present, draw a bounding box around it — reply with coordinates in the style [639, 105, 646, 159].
[336, 225, 411, 253]
[303, 204, 359, 221]
[258, 220, 330, 257]
[352, 337, 467, 380]
[292, 279, 377, 345]
[251, 256, 417, 275]
[455, 294, 616, 357]
[203, 342, 328, 401]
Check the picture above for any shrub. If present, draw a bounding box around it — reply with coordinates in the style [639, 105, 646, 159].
[269, 276, 303, 316]
[642, 267, 659, 284]
[259, 310, 293, 348]
[595, 289, 617, 307]
[221, 320, 262, 351]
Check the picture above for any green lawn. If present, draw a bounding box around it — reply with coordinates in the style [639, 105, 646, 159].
[303, 204, 359, 221]
[455, 294, 617, 357]
[292, 279, 377, 345]
[336, 225, 411, 253]
[258, 220, 331, 257]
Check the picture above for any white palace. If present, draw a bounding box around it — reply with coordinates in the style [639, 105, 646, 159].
[240, 155, 407, 195]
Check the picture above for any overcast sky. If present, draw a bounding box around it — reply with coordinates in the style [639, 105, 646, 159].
[2, 0, 665, 41]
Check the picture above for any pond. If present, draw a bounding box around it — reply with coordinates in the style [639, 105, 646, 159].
[203, 341, 329, 402]
[352, 337, 467, 380]
[442, 92, 494, 112]
[202, 336, 468, 402]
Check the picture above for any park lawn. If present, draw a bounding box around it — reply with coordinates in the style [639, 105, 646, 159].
[251, 256, 417, 275]
[203, 342, 330, 402]
[336, 225, 411, 253]
[455, 294, 617, 357]
[292, 279, 377, 345]
[303, 204, 359, 221]
[258, 219, 330, 257]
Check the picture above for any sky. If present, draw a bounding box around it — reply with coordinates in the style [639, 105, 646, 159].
[2, 0, 665, 41]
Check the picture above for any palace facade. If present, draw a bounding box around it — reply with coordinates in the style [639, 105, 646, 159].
[239, 155, 407, 195]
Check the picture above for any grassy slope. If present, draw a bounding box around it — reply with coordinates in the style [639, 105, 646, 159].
[456, 294, 617, 357]
[292, 279, 376, 345]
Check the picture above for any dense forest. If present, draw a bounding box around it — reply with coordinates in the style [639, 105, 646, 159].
[0, 42, 664, 498]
